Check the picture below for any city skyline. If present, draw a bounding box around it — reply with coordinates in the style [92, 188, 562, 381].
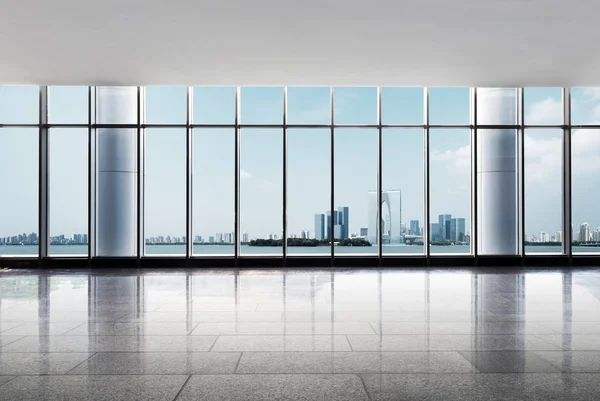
[3, 86, 600, 252]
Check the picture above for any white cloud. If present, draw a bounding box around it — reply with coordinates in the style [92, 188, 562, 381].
[582, 88, 600, 101]
[240, 169, 252, 180]
[572, 128, 600, 173]
[524, 134, 561, 182]
[527, 97, 562, 124]
[431, 145, 471, 172]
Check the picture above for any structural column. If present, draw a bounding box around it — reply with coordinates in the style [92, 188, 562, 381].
[477, 88, 518, 255]
[96, 87, 138, 257]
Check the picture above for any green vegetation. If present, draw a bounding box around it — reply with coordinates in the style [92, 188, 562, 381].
[249, 238, 372, 247]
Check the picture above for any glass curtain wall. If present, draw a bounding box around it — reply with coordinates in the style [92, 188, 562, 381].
[0, 85, 587, 260]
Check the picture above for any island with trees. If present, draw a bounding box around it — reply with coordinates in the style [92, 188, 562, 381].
[248, 238, 372, 247]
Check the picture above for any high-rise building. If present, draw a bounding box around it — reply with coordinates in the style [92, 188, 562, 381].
[314, 214, 325, 240]
[580, 223, 590, 242]
[431, 223, 441, 241]
[438, 214, 452, 241]
[242, 232, 249, 243]
[300, 230, 307, 239]
[410, 220, 420, 236]
[555, 231, 562, 243]
[454, 218, 466, 242]
[334, 224, 342, 239]
[593, 228, 600, 242]
[360, 228, 368, 237]
[540, 231, 548, 242]
[337, 206, 349, 239]
[209, 236, 215, 244]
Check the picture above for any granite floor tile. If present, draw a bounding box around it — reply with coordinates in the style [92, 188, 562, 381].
[534, 334, 600, 350]
[0, 335, 217, 353]
[211, 335, 351, 351]
[176, 374, 369, 401]
[459, 351, 562, 373]
[236, 351, 476, 374]
[535, 351, 600, 372]
[65, 322, 198, 336]
[0, 335, 25, 349]
[0, 353, 93, 375]
[361, 373, 585, 401]
[0, 376, 15, 386]
[347, 334, 562, 351]
[0, 322, 84, 336]
[537, 321, 600, 334]
[68, 352, 240, 374]
[371, 321, 558, 335]
[157, 303, 258, 312]
[0, 322, 24, 333]
[191, 322, 374, 335]
[0, 311, 130, 323]
[0, 375, 188, 401]
[117, 311, 283, 323]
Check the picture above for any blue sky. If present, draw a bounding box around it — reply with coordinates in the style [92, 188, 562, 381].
[1, 85, 600, 243]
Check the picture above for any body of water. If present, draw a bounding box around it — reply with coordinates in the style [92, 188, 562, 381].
[1, 244, 598, 256]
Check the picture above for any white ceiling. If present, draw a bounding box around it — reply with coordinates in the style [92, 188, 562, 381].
[1, 0, 598, 86]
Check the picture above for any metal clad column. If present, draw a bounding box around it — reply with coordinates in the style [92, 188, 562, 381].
[477, 88, 517, 255]
[96, 87, 137, 257]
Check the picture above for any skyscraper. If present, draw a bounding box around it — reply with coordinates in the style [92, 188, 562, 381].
[337, 206, 349, 239]
[455, 218, 466, 242]
[580, 223, 590, 242]
[314, 214, 325, 240]
[556, 231, 562, 243]
[410, 220, 420, 236]
[326, 210, 340, 240]
[439, 214, 452, 241]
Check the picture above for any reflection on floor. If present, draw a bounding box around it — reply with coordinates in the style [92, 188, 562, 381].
[1, 268, 600, 400]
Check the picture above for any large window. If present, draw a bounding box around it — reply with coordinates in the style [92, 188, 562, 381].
[144, 129, 186, 255]
[2, 85, 599, 262]
[240, 128, 283, 255]
[49, 128, 88, 256]
[286, 128, 330, 256]
[0, 86, 39, 257]
[0, 128, 39, 256]
[192, 128, 235, 256]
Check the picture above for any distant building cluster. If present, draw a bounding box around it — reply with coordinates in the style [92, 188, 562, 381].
[314, 206, 350, 240]
[526, 231, 562, 243]
[50, 233, 88, 245]
[430, 214, 467, 242]
[577, 223, 600, 242]
[145, 236, 186, 244]
[0, 233, 39, 245]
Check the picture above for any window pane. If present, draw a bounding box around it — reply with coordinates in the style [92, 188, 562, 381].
[429, 87, 470, 125]
[49, 128, 88, 256]
[429, 129, 471, 254]
[571, 88, 600, 126]
[381, 87, 424, 125]
[240, 129, 283, 255]
[382, 128, 424, 255]
[240, 87, 283, 125]
[0, 128, 38, 255]
[477, 88, 517, 125]
[334, 87, 377, 125]
[193, 128, 234, 255]
[525, 129, 562, 254]
[286, 87, 330, 125]
[144, 129, 186, 255]
[193, 87, 236, 125]
[286, 128, 330, 255]
[572, 128, 600, 253]
[49, 86, 88, 124]
[0, 86, 39, 124]
[334, 128, 377, 255]
[524, 87, 562, 125]
[145, 86, 187, 124]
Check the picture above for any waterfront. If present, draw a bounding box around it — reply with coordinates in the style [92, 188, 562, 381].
[1, 244, 598, 256]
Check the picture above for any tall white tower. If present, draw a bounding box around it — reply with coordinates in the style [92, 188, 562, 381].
[96, 87, 138, 256]
[477, 88, 517, 255]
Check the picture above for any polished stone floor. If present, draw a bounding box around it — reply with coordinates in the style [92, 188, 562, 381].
[1, 268, 600, 400]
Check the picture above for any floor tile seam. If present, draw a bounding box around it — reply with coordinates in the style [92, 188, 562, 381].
[63, 352, 98, 375]
[3, 372, 493, 376]
[0, 322, 28, 334]
[233, 352, 244, 373]
[0, 334, 28, 348]
[0, 376, 18, 388]
[186, 322, 201, 335]
[207, 336, 220, 352]
[367, 322, 379, 335]
[355, 374, 372, 401]
[58, 322, 88, 336]
[3, 350, 572, 353]
[171, 374, 192, 401]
